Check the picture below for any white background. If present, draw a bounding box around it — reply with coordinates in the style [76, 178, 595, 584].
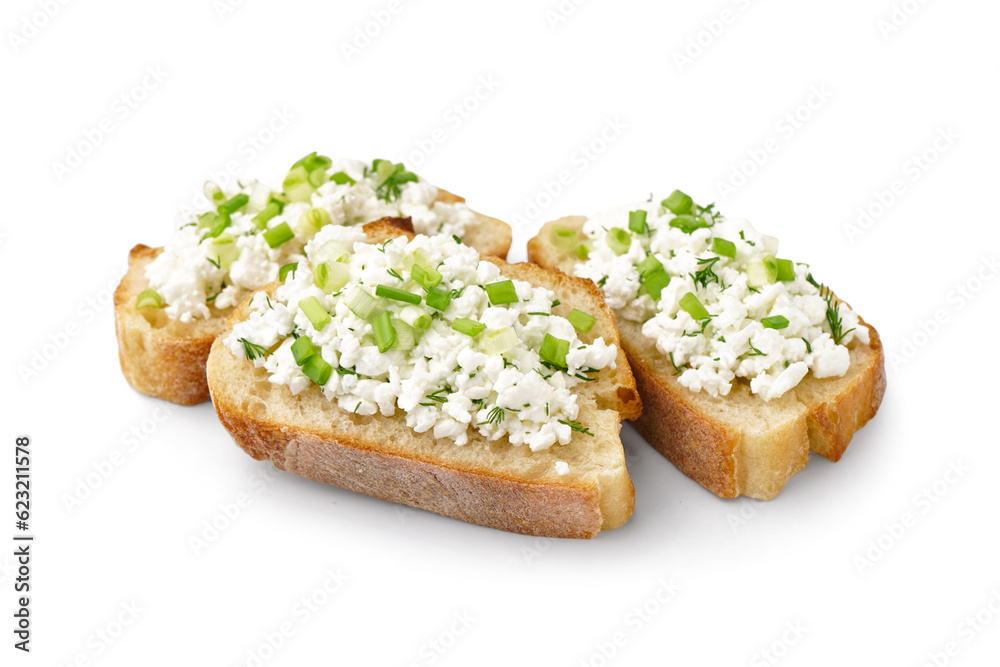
[2, 0, 999, 665]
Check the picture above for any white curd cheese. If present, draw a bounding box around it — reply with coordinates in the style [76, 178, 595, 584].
[225, 230, 617, 452]
[571, 196, 868, 401]
[145, 155, 481, 322]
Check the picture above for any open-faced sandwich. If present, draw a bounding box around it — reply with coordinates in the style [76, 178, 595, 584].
[114, 154, 512, 405]
[528, 191, 885, 499]
[206, 219, 641, 537]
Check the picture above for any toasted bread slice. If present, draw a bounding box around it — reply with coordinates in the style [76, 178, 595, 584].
[115, 187, 511, 405]
[206, 223, 641, 538]
[528, 216, 886, 500]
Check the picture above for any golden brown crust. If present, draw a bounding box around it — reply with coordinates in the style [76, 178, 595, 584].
[206, 232, 639, 537]
[528, 216, 886, 500]
[114, 188, 509, 405]
[114, 245, 226, 405]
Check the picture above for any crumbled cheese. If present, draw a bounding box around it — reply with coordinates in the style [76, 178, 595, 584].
[573, 201, 868, 401]
[146, 157, 480, 322]
[225, 230, 617, 451]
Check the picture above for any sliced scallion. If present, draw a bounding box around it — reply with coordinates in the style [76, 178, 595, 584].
[399, 305, 431, 329]
[282, 165, 314, 203]
[539, 334, 570, 369]
[550, 226, 579, 254]
[661, 190, 693, 215]
[299, 296, 331, 331]
[567, 309, 596, 332]
[371, 311, 396, 353]
[484, 280, 518, 305]
[425, 287, 452, 312]
[762, 315, 790, 330]
[669, 214, 710, 234]
[313, 262, 350, 293]
[628, 209, 648, 234]
[679, 292, 710, 320]
[606, 227, 631, 255]
[278, 262, 297, 282]
[301, 354, 332, 386]
[135, 289, 163, 309]
[345, 286, 378, 320]
[482, 328, 517, 356]
[218, 193, 249, 215]
[330, 171, 355, 185]
[263, 222, 294, 248]
[712, 237, 736, 258]
[412, 263, 442, 289]
[375, 285, 421, 305]
[392, 318, 417, 351]
[291, 336, 320, 365]
[776, 258, 795, 281]
[452, 318, 485, 337]
[203, 181, 225, 205]
[252, 201, 282, 230]
[300, 207, 331, 231]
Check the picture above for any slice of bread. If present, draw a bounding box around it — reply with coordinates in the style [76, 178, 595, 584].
[528, 216, 886, 500]
[206, 222, 641, 538]
[115, 188, 511, 406]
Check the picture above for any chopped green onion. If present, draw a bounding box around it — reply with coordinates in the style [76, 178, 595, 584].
[392, 318, 417, 351]
[308, 169, 327, 188]
[300, 207, 331, 231]
[425, 287, 452, 312]
[207, 236, 238, 269]
[263, 222, 294, 248]
[399, 305, 431, 329]
[345, 286, 378, 320]
[282, 165, 314, 203]
[482, 327, 518, 356]
[748, 255, 779, 287]
[637, 255, 663, 278]
[712, 238, 736, 258]
[606, 227, 632, 255]
[301, 354, 332, 386]
[371, 311, 396, 353]
[291, 152, 332, 173]
[484, 280, 518, 305]
[278, 263, 297, 282]
[550, 226, 579, 254]
[452, 318, 485, 337]
[200, 211, 231, 240]
[299, 296, 331, 331]
[575, 241, 591, 259]
[291, 336, 320, 365]
[411, 263, 442, 289]
[203, 182, 225, 205]
[218, 193, 249, 215]
[628, 209, 648, 234]
[312, 240, 350, 265]
[679, 292, 710, 320]
[762, 315, 790, 330]
[637, 255, 670, 301]
[776, 258, 795, 281]
[669, 214, 710, 234]
[375, 285, 421, 305]
[641, 268, 670, 301]
[567, 309, 596, 332]
[135, 289, 163, 309]
[539, 334, 570, 369]
[252, 201, 282, 230]
[330, 171, 355, 185]
[313, 261, 350, 293]
[661, 190, 693, 215]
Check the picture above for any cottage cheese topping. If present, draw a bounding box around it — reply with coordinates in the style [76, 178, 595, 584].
[572, 197, 868, 401]
[145, 156, 479, 322]
[225, 230, 617, 450]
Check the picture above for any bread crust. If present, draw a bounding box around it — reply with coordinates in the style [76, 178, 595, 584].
[528, 216, 886, 500]
[115, 189, 511, 405]
[206, 226, 638, 537]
